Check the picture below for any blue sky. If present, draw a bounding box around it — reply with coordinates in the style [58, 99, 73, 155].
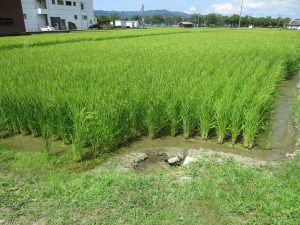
[93, 0, 300, 18]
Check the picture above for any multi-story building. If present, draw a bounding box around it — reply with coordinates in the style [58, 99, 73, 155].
[0, 0, 95, 34]
[288, 19, 300, 30]
[0, 0, 26, 34]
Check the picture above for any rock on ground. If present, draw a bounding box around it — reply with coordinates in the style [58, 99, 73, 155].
[182, 156, 198, 166]
[165, 148, 185, 160]
[168, 156, 180, 165]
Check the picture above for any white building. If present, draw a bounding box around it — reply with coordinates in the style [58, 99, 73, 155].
[126, 21, 140, 28]
[288, 19, 300, 30]
[21, 0, 95, 31]
[110, 20, 126, 28]
[110, 20, 140, 29]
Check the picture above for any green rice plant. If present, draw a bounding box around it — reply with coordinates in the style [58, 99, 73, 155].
[0, 106, 7, 130]
[71, 108, 96, 161]
[164, 90, 182, 136]
[198, 93, 215, 140]
[215, 98, 231, 144]
[0, 28, 300, 155]
[282, 56, 300, 79]
[181, 96, 197, 139]
[230, 99, 245, 145]
[243, 106, 261, 149]
[144, 97, 167, 139]
[41, 125, 51, 154]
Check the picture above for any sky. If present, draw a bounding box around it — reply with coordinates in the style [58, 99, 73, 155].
[93, 0, 300, 18]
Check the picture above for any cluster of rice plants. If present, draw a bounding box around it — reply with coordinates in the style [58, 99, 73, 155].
[0, 28, 190, 50]
[0, 29, 299, 159]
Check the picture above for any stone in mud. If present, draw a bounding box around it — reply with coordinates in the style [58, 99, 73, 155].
[121, 153, 149, 169]
[165, 149, 185, 160]
[187, 148, 201, 158]
[286, 152, 297, 158]
[182, 156, 198, 166]
[168, 156, 180, 165]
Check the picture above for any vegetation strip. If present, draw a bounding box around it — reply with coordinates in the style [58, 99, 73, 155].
[0, 30, 191, 51]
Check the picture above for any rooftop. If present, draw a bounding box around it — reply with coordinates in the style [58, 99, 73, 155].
[290, 19, 300, 26]
[180, 22, 193, 25]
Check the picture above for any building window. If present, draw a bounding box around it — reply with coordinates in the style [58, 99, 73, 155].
[52, 0, 55, 4]
[23, 14, 27, 20]
[82, 15, 87, 20]
[57, 0, 64, 5]
[80, 2, 84, 10]
[73, 1, 76, 6]
[66, 1, 71, 6]
[0, 18, 14, 26]
[74, 15, 77, 20]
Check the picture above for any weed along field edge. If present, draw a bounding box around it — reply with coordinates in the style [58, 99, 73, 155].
[1, 28, 300, 224]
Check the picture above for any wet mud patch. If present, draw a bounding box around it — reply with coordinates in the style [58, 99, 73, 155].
[95, 146, 270, 174]
[135, 152, 171, 173]
[0, 135, 68, 153]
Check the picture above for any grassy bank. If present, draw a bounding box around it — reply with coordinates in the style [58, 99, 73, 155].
[1, 142, 300, 224]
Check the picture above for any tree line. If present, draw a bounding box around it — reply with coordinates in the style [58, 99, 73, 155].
[96, 13, 291, 28]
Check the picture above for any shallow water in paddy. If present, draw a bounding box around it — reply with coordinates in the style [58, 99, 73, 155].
[265, 73, 299, 152]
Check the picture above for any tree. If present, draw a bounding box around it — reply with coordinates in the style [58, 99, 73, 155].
[229, 14, 240, 27]
[97, 13, 290, 28]
[190, 14, 201, 27]
[96, 15, 110, 23]
[131, 15, 142, 21]
[110, 13, 120, 22]
[96, 15, 111, 27]
[205, 13, 219, 27]
[144, 15, 152, 26]
[165, 17, 176, 26]
[152, 14, 165, 26]
[174, 16, 183, 24]
[282, 17, 291, 27]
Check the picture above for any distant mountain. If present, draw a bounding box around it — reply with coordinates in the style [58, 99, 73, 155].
[94, 10, 190, 18]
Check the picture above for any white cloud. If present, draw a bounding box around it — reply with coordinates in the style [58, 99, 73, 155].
[185, 6, 198, 14]
[208, 0, 299, 17]
[210, 3, 238, 14]
[244, 1, 266, 9]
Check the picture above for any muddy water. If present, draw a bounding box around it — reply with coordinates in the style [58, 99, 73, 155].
[265, 73, 299, 154]
[117, 136, 283, 162]
[0, 135, 68, 153]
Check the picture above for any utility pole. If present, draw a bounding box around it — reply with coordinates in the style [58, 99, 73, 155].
[238, 0, 244, 28]
[140, 4, 145, 28]
[277, 14, 281, 28]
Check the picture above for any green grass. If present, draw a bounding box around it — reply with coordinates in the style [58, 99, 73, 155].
[0, 29, 300, 160]
[1, 144, 300, 224]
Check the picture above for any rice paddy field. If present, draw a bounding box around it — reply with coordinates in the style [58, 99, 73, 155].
[0, 28, 300, 160]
